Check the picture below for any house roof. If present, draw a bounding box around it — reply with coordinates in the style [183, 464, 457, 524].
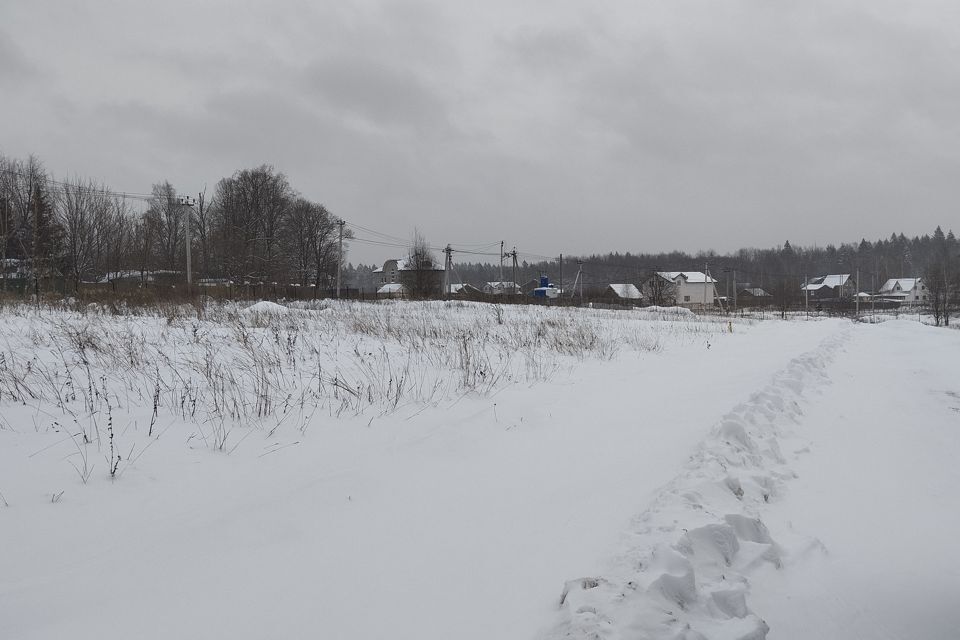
[373, 258, 444, 273]
[373, 259, 408, 274]
[608, 283, 642, 299]
[449, 283, 483, 295]
[377, 283, 406, 294]
[485, 281, 519, 288]
[657, 271, 717, 284]
[879, 278, 920, 293]
[740, 287, 772, 297]
[801, 274, 850, 291]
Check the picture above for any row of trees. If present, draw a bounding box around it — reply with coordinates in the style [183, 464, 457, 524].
[439, 234, 957, 294]
[336, 229, 957, 325]
[0, 154, 347, 290]
[3, 151, 957, 320]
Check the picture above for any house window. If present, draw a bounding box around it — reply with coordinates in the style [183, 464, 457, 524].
[684, 295, 690, 302]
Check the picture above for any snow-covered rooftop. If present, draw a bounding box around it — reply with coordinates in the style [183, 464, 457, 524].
[373, 259, 407, 274]
[608, 283, 642, 299]
[657, 271, 717, 284]
[373, 258, 444, 273]
[802, 274, 850, 291]
[879, 278, 920, 293]
[377, 283, 405, 294]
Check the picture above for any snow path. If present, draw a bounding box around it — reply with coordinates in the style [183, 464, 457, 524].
[0, 319, 845, 640]
[544, 320, 852, 639]
[545, 319, 960, 640]
[750, 320, 960, 639]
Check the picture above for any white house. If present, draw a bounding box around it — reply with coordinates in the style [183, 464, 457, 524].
[877, 278, 927, 304]
[373, 259, 409, 285]
[482, 281, 521, 295]
[373, 257, 446, 297]
[655, 272, 717, 307]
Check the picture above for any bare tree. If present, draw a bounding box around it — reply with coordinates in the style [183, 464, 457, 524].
[924, 260, 949, 326]
[0, 156, 14, 290]
[642, 270, 677, 306]
[134, 214, 155, 283]
[284, 198, 338, 288]
[769, 276, 798, 319]
[193, 187, 212, 280]
[3, 156, 60, 282]
[100, 197, 135, 282]
[145, 181, 181, 272]
[212, 165, 294, 283]
[58, 178, 112, 290]
[405, 229, 440, 299]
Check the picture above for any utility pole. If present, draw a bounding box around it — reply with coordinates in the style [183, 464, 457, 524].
[500, 240, 504, 283]
[855, 267, 860, 316]
[511, 247, 518, 295]
[733, 269, 737, 313]
[177, 196, 196, 287]
[706, 264, 722, 313]
[804, 272, 809, 316]
[577, 259, 584, 304]
[559, 254, 563, 296]
[197, 190, 206, 281]
[336, 218, 345, 298]
[1, 197, 7, 293]
[443, 244, 452, 299]
[704, 262, 709, 312]
[32, 182, 39, 304]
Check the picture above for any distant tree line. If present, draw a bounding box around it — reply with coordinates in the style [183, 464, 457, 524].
[0, 153, 347, 291]
[3, 151, 957, 319]
[346, 231, 959, 311]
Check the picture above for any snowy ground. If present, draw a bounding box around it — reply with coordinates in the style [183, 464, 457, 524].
[0, 302, 957, 639]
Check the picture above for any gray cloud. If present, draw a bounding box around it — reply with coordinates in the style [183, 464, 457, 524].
[2, 0, 960, 262]
[0, 29, 37, 85]
[304, 56, 450, 131]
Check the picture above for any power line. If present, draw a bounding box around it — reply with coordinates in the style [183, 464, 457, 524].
[0, 168, 158, 202]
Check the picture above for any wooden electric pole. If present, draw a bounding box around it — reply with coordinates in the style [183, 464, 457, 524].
[336, 219, 345, 298]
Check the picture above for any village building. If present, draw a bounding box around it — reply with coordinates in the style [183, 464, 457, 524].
[373, 258, 445, 298]
[877, 278, 927, 305]
[482, 281, 521, 295]
[801, 274, 856, 300]
[604, 283, 642, 300]
[737, 287, 773, 306]
[654, 271, 717, 308]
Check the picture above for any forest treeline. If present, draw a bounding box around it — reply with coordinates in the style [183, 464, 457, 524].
[0, 154, 345, 290]
[347, 231, 960, 305]
[2, 152, 958, 309]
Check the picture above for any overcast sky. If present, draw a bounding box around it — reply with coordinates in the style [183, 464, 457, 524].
[2, 1, 959, 264]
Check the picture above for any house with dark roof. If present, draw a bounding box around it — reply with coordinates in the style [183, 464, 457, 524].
[801, 274, 856, 300]
[604, 283, 642, 300]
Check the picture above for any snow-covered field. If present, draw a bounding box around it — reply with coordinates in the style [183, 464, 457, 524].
[1, 301, 957, 639]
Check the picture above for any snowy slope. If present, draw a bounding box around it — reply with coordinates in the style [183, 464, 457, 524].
[749, 320, 960, 639]
[543, 319, 960, 640]
[1, 305, 955, 640]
